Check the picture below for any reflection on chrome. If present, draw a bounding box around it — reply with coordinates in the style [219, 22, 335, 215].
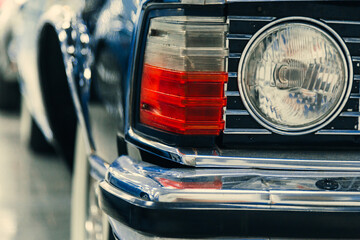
[104, 155, 360, 210]
[127, 127, 360, 171]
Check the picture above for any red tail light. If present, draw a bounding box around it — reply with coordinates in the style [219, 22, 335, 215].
[139, 16, 228, 135]
[140, 64, 227, 135]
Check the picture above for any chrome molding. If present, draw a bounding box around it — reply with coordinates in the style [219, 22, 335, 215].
[350, 93, 360, 99]
[127, 128, 196, 166]
[226, 34, 252, 40]
[344, 38, 360, 44]
[226, 109, 360, 118]
[127, 127, 360, 170]
[101, 180, 360, 212]
[225, 91, 240, 97]
[321, 19, 360, 25]
[194, 156, 360, 170]
[316, 130, 360, 135]
[223, 128, 271, 134]
[227, 16, 275, 21]
[352, 56, 360, 62]
[103, 156, 360, 210]
[339, 112, 360, 117]
[229, 53, 241, 58]
[181, 0, 225, 4]
[228, 72, 237, 78]
[225, 109, 249, 115]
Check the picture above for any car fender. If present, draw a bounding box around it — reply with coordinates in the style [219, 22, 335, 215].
[36, 4, 94, 155]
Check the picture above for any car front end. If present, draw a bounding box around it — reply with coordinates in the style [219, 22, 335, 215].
[93, 0, 360, 238]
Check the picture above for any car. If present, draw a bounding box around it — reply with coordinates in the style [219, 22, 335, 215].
[0, 0, 26, 110]
[16, 0, 360, 239]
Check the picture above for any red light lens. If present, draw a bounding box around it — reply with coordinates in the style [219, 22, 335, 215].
[140, 64, 227, 135]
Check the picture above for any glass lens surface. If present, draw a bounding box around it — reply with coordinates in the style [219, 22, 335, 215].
[240, 23, 348, 131]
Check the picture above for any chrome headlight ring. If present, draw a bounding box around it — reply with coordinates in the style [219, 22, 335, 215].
[238, 17, 353, 136]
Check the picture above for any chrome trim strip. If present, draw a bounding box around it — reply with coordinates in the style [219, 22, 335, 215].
[350, 93, 360, 99]
[228, 72, 237, 78]
[321, 19, 360, 25]
[354, 75, 360, 81]
[223, 128, 271, 134]
[226, 109, 249, 115]
[225, 91, 240, 96]
[228, 53, 241, 58]
[127, 128, 196, 166]
[227, 16, 276, 21]
[344, 38, 360, 44]
[352, 56, 360, 62]
[101, 180, 360, 215]
[195, 156, 360, 170]
[227, 34, 252, 40]
[340, 112, 360, 117]
[128, 128, 360, 170]
[103, 156, 360, 210]
[181, 0, 225, 4]
[316, 130, 360, 135]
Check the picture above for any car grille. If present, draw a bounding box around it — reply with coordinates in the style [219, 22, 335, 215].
[223, 3, 360, 145]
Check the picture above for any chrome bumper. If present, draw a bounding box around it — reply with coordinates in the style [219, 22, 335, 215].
[98, 155, 360, 238]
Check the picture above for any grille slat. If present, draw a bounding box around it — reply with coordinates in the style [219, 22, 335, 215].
[344, 38, 360, 44]
[350, 94, 360, 99]
[340, 112, 360, 117]
[223, 128, 271, 135]
[226, 109, 248, 116]
[229, 53, 242, 58]
[225, 16, 360, 137]
[228, 72, 238, 78]
[227, 34, 252, 40]
[317, 130, 360, 135]
[225, 91, 240, 97]
[225, 110, 360, 118]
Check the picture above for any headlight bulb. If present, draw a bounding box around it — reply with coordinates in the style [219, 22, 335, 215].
[273, 59, 306, 89]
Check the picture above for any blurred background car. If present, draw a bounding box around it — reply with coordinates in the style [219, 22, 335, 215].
[0, 0, 26, 110]
[14, 0, 115, 239]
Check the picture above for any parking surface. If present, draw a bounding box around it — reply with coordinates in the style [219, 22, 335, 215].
[0, 111, 71, 240]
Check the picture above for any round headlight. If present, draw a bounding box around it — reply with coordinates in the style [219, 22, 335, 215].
[238, 18, 352, 135]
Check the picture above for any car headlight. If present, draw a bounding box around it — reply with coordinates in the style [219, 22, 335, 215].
[238, 18, 352, 135]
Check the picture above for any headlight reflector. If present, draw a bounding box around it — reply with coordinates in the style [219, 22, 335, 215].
[239, 19, 351, 134]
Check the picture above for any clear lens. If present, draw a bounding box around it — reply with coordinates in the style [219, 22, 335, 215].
[145, 16, 228, 72]
[240, 22, 349, 132]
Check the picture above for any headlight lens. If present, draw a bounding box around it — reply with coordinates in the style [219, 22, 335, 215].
[239, 21, 350, 134]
